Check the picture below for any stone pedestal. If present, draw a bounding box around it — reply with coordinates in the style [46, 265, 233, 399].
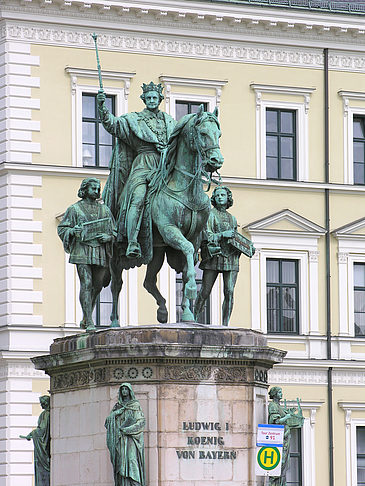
[32, 324, 285, 486]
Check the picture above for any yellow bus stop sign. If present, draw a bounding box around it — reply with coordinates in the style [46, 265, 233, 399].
[257, 446, 281, 470]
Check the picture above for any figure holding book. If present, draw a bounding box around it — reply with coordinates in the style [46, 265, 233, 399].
[194, 186, 254, 326]
[58, 178, 116, 331]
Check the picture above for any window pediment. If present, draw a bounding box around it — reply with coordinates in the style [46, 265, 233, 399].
[245, 209, 325, 239]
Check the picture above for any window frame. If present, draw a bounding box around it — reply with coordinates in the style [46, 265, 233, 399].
[353, 116, 365, 185]
[266, 258, 300, 335]
[357, 426, 365, 486]
[246, 209, 325, 338]
[82, 92, 115, 168]
[338, 90, 365, 184]
[353, 262, 365, 337]
[334, 223, 365, 343]
[167, 93, 215, 119]
[287, 427, 303, 486]
[266, 108, 297, 181]
[338, 404, 365, 486]
[65, 67, 135, 167]
[159, 75, 227, 119]
[175, 99, 209, 119]
[250, 84, 315, 181]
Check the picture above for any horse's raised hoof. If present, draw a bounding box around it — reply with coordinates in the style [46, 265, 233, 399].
[110, 320, 120, 328]
[181, 307, 194, 322]
[185, 281, 197, 300]
[157, 307, 168, 324]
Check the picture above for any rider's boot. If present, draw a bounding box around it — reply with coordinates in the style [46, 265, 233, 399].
[126, 240, 141, 259]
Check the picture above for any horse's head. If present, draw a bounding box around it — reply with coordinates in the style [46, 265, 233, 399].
[192, 105, 224, 173]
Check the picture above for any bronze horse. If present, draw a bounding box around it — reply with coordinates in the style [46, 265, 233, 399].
[108, 106, 223, 324]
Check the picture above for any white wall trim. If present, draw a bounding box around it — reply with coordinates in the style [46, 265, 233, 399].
[285, 400, 324, 486]
[159, 75, 227, 117]
[338, 90, 365, 185]
[339, 402, 365, 486]
[247, 212, 323, 336]
[334, 228, 365, 343]
[65, 67, 135, 167]
[251, 84, 315, 181]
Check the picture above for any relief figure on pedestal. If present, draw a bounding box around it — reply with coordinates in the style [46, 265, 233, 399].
[20, 395, 50, 486]
[194, 186, 255, 326]
[268, 386, 304, 486]
[105, 383, 146, 486]
[57, 178, 116, 331]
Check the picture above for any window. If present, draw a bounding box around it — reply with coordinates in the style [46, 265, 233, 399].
[175, 100, 208, 120]
[354, 263, 365, 336]
[287, 428, 302, 486]
[266, 109, 296, 180]
[82, 93, 115, 168]
[176, 266, 210, 324]
[159, 75, 226, 120]
[65, 67, 134, 167]
[358, 427, 365, 486]
[92, 285, 113, 327]
[266, 259, 299, 334]
[354, 117, 365, 185]
[250, 84, 314, 181]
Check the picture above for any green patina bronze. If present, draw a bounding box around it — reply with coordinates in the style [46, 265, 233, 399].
[268, 387, 304, 486]
[98, 84, 223, 324]
[105, 383, 146, 486]
[92, 34, 223, 324]
[20, 395, 50, 486]
[98, 83, 175, 263]
[194, 186, 254, 326]
[57, 178, 116, 331]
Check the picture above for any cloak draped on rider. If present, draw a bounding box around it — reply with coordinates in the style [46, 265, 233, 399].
[100, 106, 176, 268]
[100, 108, 197, 269]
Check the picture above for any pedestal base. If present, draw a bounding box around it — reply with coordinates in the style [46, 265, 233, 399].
[33, 324, 285, 486]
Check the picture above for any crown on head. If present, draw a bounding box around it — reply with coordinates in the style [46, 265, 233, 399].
[141, 82, 164, 95]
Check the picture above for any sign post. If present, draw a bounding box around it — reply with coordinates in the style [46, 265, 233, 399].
[255, 424, 284, 478]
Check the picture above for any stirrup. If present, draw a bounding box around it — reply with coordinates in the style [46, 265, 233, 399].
[126, 241, 141, 259]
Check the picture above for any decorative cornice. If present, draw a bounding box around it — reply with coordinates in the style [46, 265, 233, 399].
[4, 0, 365, 51]
[1, 18, 365, 73]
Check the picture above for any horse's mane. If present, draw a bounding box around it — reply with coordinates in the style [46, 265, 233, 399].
[148, 111, 220, 197]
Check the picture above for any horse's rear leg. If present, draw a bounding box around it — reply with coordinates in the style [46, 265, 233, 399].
[110, 259, 123, 327]
[143, 248, 168, 323]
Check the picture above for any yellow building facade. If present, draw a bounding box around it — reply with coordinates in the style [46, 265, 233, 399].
[1, 0, 365, 484]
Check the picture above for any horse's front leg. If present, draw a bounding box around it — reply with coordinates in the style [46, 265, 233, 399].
[158, 224, 197, 300]
[109, 256, 123, 327]
[143, 247, 168, 323]
[180, 265, 195, 322]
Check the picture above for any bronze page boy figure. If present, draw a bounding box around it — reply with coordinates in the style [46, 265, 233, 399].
[58, 178, 116, 331]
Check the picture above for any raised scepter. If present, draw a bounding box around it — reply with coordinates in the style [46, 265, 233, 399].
[91, 32, 103, 90]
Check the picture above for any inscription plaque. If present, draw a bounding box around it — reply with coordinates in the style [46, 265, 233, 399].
[176, 421, 238, 461]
